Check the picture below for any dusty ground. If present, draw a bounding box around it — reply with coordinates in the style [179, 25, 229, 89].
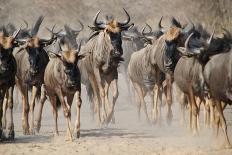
[0, 74, 232, 155]
[1, 0, 232, 154]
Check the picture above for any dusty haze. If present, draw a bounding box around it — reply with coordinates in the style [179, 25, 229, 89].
[0, 0, 232, 155]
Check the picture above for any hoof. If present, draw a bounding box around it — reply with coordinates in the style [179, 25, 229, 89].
[30, 129, 35, 135]
[35, 122, 41, 133]
[166, 113, 173, 126]
[222, 143, 232, 149]
[7, 130, 15, 140]
[75, 132, 80, 139]
[23, 128, 30, 135]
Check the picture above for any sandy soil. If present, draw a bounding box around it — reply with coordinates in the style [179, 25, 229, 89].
[0, 74, 232, 155]
[0, 1, 232, 154]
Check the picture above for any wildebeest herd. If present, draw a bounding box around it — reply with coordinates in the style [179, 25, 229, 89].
[0, 8, 232, 149]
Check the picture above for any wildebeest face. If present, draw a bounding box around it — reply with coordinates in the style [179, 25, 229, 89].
[0, 32, 18, 75]
[105, 25, 123, 57]
[0, 46, 13, 75]
[50, 50, 84, 90]
[25, 37, 42, 76]
[162, 27, 182, 71]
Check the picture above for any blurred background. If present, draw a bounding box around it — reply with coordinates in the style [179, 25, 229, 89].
[0, 0, 231, 37]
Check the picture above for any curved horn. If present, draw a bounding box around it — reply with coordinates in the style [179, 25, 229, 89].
[185, 33, 202, 54]
[142, 25, 154, 41]
[93, 10, 105, 29]
[158, 16, 163, 29]
[31, 15, 44, 36]
[13, 27, 21, 39]
[118, 8, 131, 27]
[23, 20, 28, 29]
[46, 25, 63, 38]
[74, 20, 84, 34]
[146, 23, 152, 33]
[171, 17, 182, 28]
[40, 25, 57, 45]
[184, 33, 194, 52]
[207, 28, 215, 45]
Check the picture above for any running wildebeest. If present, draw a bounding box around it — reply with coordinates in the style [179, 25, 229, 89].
[203, 30, 232, 149]
[34, 22, 84, 133]
[13, 16, 56, 134]
[174, 31, 214, 135]
[44, 25, 85, 141]
[140, 17, 195, 125]
[78, 8, 133, 126]
[0, 26, 20, 140]
[127, 19, 165, 124]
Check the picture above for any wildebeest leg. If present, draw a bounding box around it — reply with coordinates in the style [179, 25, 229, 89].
[6, 87, 15, 140]
[2, 93, 8, 129]
[187, 97, 192, 131]
[158, 88, 163, 126]
[16, 78, 30, 135]
[57, 90, 73, 141]
[0, 88, 7, 140]
[103, 81, 110, 122]
[94, 67, 106, 124]
[131, 81, 141, 120]
[179, 92, 186, 127]
[152, 85, 159, 124]
[214, 100, 231, 148]
[133, 82, 150, 123]
[29, 86, 38, 134]
[165, 74, 173, 125]
[74, 91, 81, 138]
[188, 87, 199, 136]
[204, 99, 211, 128]
[35, 85, 47, 133]
[49, 95, 59, 136]
[195, 97, 201, 131]
[106, 78, 118, 124]
[209, 99, 215, 129]
[89, 75, 101, 126]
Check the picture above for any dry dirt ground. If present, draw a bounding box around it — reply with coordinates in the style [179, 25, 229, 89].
[1, 0, 232, 154]
[0, 74, 232, 155]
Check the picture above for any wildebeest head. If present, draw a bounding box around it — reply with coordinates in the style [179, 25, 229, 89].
[141, 16, 165, 44]
[88, 9, 133, 73]
[89, 8, 134, 57]
[16, 16, 56, 76]
[46, 21, 84, 52]
[145, 17, 195, 72]
[0, 27, 20, 75]
[177, 30, 215, 64]
[50, 49, 84, 90]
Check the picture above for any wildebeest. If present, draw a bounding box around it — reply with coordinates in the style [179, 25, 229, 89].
[141, 17, 195, 125]
[0, 26, 20, 140]
[119, 26, 145, 100]
[174, 31, 214, 135]
[78, 8, 133, 125]
[127, 19, 166, 124]
[13, 16, 56, 134]
[44, 25, 84, 141]
[174, 29, 232, 148]
[203, 31, 232, 148]
[33, 22, 84, 133]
